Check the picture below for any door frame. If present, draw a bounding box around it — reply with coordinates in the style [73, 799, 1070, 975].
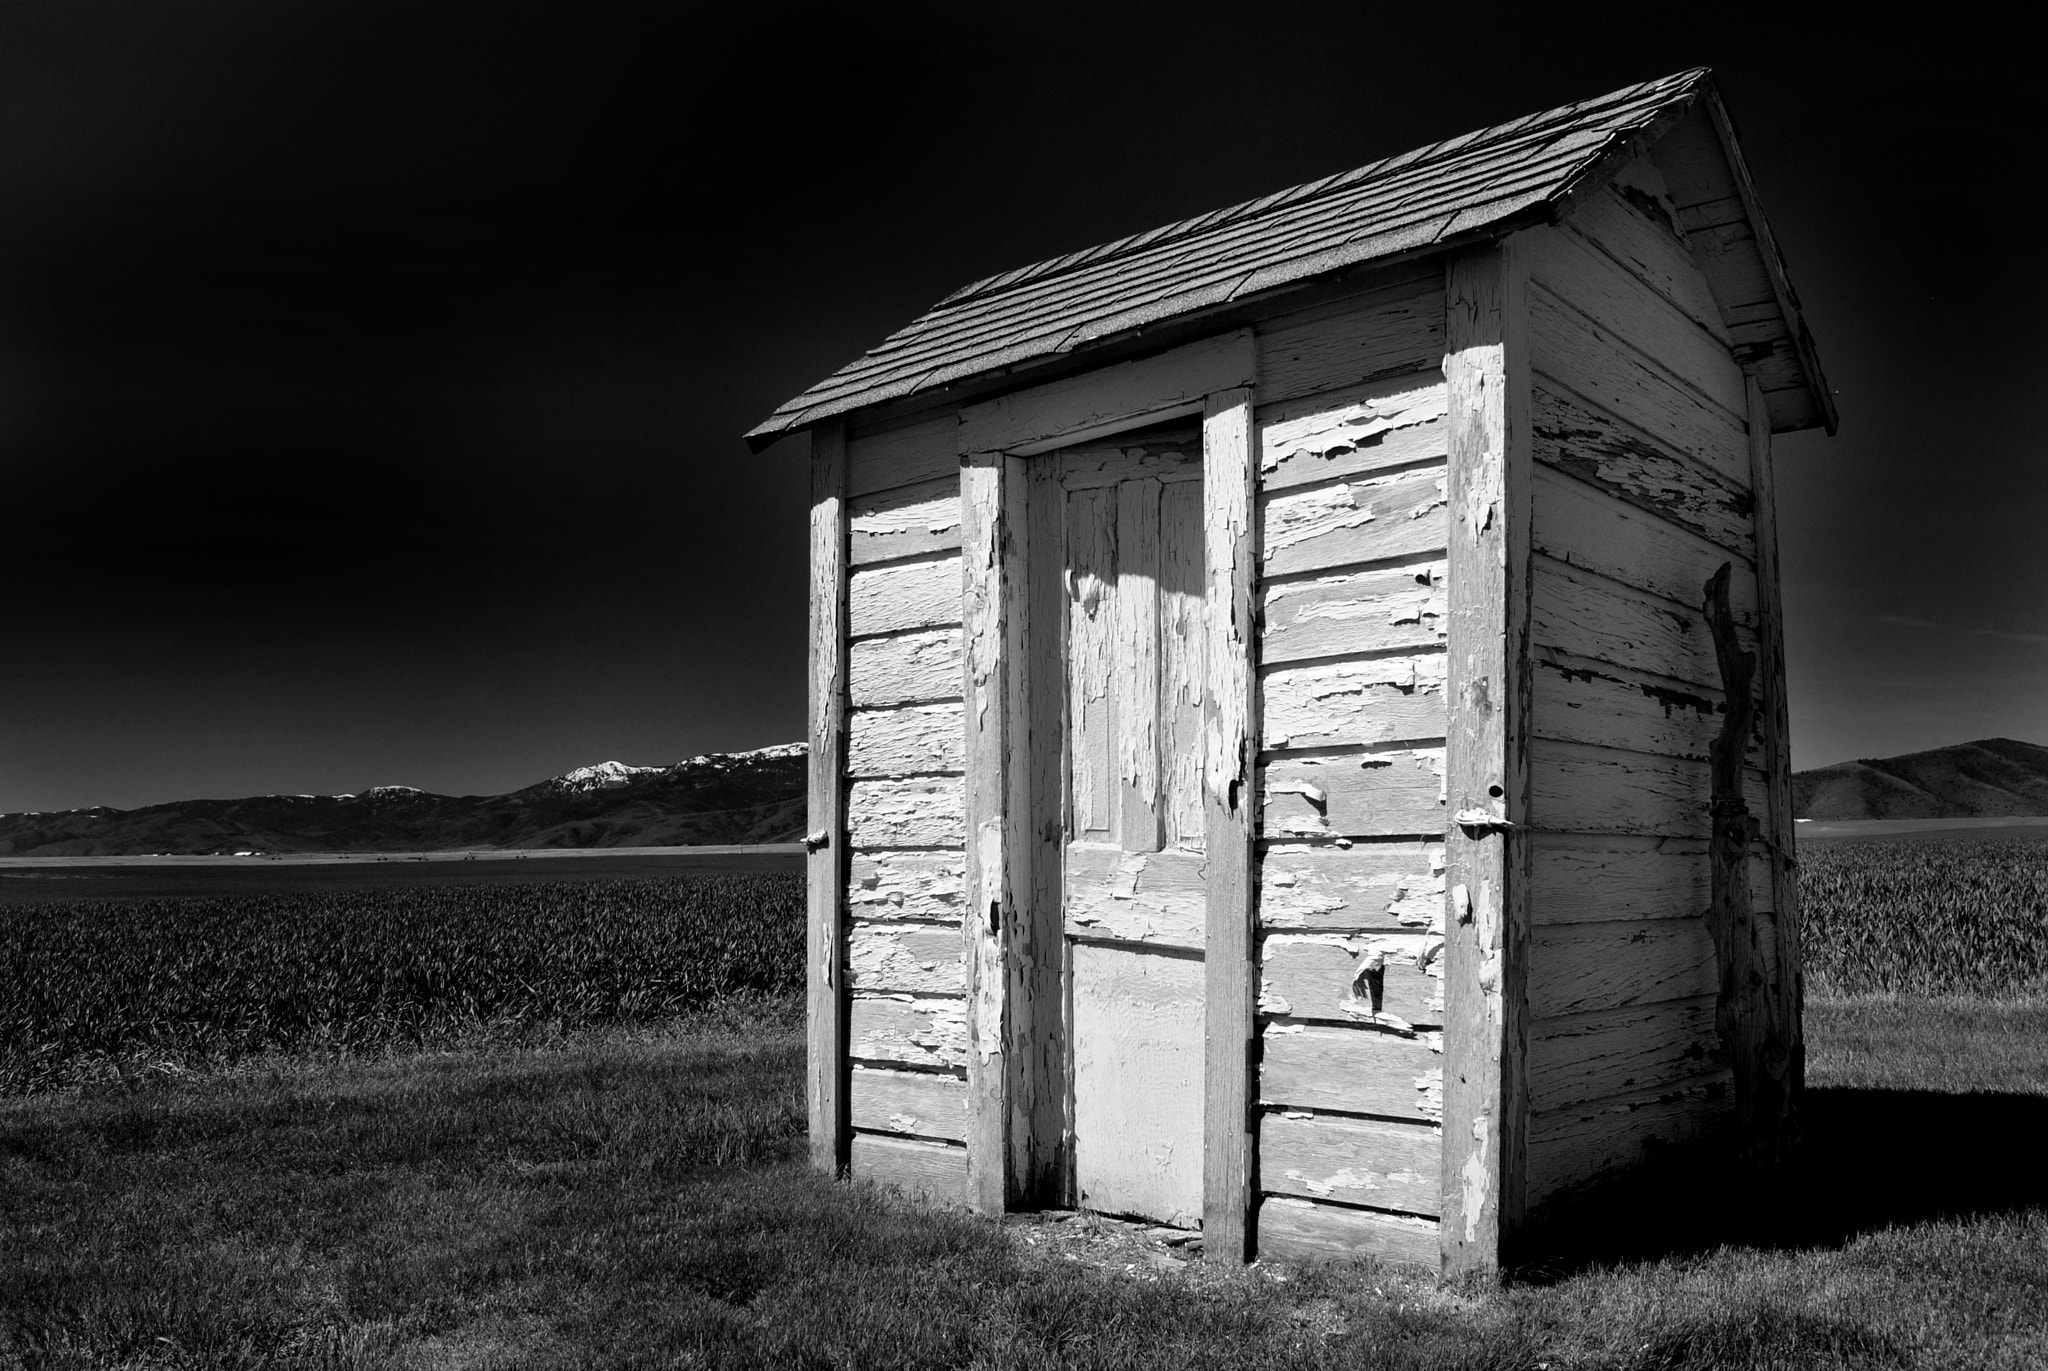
[954, 329, 1261, 1261]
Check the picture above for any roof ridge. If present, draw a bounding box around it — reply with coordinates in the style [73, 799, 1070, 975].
[930, 67, 1707, 315]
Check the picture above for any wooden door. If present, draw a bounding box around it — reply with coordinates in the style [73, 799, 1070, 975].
[1056, 426, 1207, 1226]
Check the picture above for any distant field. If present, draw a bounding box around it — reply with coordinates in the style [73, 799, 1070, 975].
[1801, 836, 2048, 998]
[0, 845, 802, 905]
[0, 869, 803, 1095]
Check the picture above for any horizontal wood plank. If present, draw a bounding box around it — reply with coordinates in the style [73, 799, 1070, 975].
[1262, 467, 1448, 578]
[1057, 432, 1201, 488]
[1257, 373, 1447, 492]
[1262, 652, 1448, 751]
[849, 994, 969, 1070]
[1527, 834, 1772, 926]
[958, 330, 1254, 455]
[849, 628, 963, 708]
[849, 476, 962, 566]
[1528, 919, 1717, 1018]
[1560, 180, 1726, 344]
[1261, 749, 1445, 839]
[847, 414, 958, 499]
[847, 704, 966, 777]
[848, 850, 967, 921]
[1260, 1112, 1441, 1216]
[1261, 561, 1446, 665]
[1259, 840, 1445, 932]
[1524, 224, 1747, 421]
[847, 921, 965, 996]
[849, 1066, 969, 1141]
[1525, 1075, 1728, 1207]
[1530, 557, 1751, 691]
[846, 776, 965, 849]
[1258, 1022, 1443, 1122]
[1529, 656, 1767, 766]
[1256, 1196, 1438, 1268]
[1528, 285, 1748, 485]
[1528, 996, 1721, 1112]
[849, 556, 962, 639]
[1532, 465, 1759, 614]
[1532, 384, 1753, 558]
[1527, 739, 1768, 838]
[1254, 271, 1445, 406]
[850, 1131, 970, 1206]
[1260, 932, 1444, 1028]
[1063, 845, 1206, 948]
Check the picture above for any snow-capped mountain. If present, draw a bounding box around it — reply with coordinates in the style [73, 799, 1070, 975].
[0, 746, 808, 857]
[543, 761, 663, 794]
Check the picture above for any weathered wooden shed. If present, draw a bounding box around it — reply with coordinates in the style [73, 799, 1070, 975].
[749, 68, 1831, 1276]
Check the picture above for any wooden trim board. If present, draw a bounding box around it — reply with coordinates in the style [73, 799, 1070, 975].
[1202, 387, 1259, 1262]
[1745, 375, 1806, 1116]
[1439, 237, 1533, 1279]
[808, 418, 851, 1176]
[959, 449, 1012, 1213]
[959, 330, 1257, 456]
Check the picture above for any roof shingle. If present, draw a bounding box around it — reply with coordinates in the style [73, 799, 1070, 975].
[749, 69, 1711, 443]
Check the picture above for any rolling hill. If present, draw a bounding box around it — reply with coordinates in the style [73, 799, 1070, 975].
[0, 746, 807, 857]
[1793, 738, 2048, 820]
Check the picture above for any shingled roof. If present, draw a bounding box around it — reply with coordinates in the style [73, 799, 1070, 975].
[749, 68, 1830, 445]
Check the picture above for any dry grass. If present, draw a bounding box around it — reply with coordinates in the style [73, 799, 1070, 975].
[4, 997, 2044, 1371]
[1805, 994, 2048, 1095]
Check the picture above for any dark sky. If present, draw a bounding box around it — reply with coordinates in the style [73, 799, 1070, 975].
[0, 2, 2039, 812]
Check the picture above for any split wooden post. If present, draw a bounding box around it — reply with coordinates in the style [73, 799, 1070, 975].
[1701, 563, 1795, 1163]
[806, 418, 850, 1177]
[1440, 239, 1532, 1279]
[961, 449, 1014, 1214]
[1746, 377, 1806, 1138]
[1201, 386, 1258, 1262]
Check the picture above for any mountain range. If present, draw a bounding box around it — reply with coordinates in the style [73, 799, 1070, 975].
[1793, 738, 2048, 821]
[0, 746, 808, 857]
[8, 734, 2041, 855]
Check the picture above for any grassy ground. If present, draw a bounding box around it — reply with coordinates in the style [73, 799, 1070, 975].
[4, 998, 2044, 1370]
[1804, 994, 2048, 1094]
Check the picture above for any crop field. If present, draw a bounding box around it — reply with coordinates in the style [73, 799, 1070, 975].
[7, 837, 2048, 1097]
[1800, 837, 2048, 997]
[0, 872, 802, 1095]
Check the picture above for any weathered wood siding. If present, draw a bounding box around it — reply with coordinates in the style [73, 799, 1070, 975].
[1521, 181, 1780, 1208]
[1248, 271, 1449, 1261]
[840, 417, 971, 1196]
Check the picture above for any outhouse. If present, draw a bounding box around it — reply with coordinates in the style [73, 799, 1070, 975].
[749, 69, 1831, 1276]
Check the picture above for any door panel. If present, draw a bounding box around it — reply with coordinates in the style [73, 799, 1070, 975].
[1070, 943, 1205, 1226]
[1057, 426, 1206, 1225]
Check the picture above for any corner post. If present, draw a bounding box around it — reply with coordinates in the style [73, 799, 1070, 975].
[806, 418, 850, 1176]
[1440, 238, 1533, 1279]
[961, 448, 1015, 1214]
[1201, 386, 1258, 1262]
[1744, 375, 1805, 1155]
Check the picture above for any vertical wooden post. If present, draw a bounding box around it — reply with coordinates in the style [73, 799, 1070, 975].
[1440, 239, 1532, 1280]
[1201, 386, 1257, 1263]
[806, 418, 850, 1177]
[961, 449, 1013, 1214]
[1012, 455, 1068, 1203]
[1744, 376, 1805, 1155]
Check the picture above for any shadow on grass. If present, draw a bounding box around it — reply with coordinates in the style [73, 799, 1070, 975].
[1517, 1086, 2048, 1277]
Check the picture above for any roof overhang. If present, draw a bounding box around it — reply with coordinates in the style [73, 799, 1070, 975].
[748, 69, 1834, 451]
